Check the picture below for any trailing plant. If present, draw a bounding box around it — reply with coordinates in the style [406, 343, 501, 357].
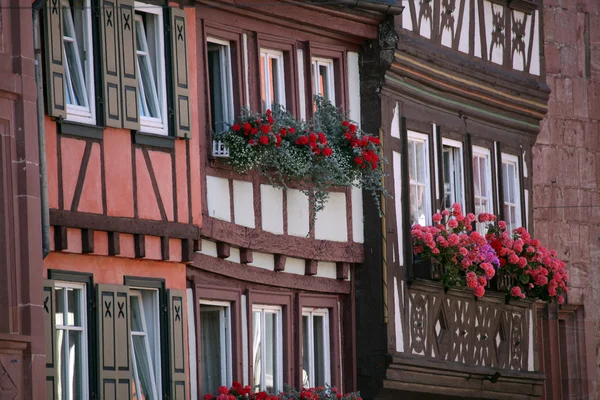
[213, 97, 387, 216]
[411, 205, 568, 303]
[203, 383, 362, 400]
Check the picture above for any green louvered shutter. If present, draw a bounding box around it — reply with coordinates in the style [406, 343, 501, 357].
[42, 0, 67, 119]
[167, 7, 191, 138]
[98, 0, 122, 128]
[118, 0, 140, 130]
[168, 289, 187, 400]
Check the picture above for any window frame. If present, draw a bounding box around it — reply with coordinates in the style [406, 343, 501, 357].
[471, 145, 495, 215]
[407, 130, 433, 226]
[311, 57, 336, 106]
[260, 48, 287, 112]
[134, 2, 168, 135]
[207, 37, 235, 134]
[62, 0, 96, 125]
[441, 138, 466, 211]
[301, 308, 331, 388]
[306, 43, 347, 118]
[500, 152, 523, 231]
[53, 280, 90, 400]
[251, 304, 284, 392]
[199, 299, 233, 395]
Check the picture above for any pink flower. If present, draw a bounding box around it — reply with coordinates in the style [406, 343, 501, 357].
[442, 209, 450, 216]
[448, 219, 458, 229]
[510, 286, 526, 299]
[498, 221, 507, 230]
[508, 253, 519, 264]
[473, 286, 485, 298]
[518, 257, 528, 268]
[557, 295, 565, 304]
[432, 248, 440, 254]
[433, 213, 442, 223]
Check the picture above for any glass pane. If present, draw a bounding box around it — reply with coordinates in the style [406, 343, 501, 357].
[201, 309, 223, 396]
[130, 296, 144, 333]
[66, 288, 81, 326]
[208, 47, 225, 133]
[502, 163, 510, 203]
[132, 335, 157, 400]
[473, 156, 481, 197]
[64, 41, 86, 106]
[415, 141, 427, 185]
[313, 315, 326, 387]
[319, 65, 329, 99]
[136, 21, 159, 119]
[265, 312, 277, 392]
[408, 141, 416, 183]
[56, 329, 65, 400]
[479, 157, 488, 197]
[252, 311, 262, 390]
[270, 57, 279, 104]
[55, 287, 65, 326]
[68, 331, 84, 399]
[260, 55, 267, 111]
[302, 316, 310, 388]
[443, 148, 452, 208]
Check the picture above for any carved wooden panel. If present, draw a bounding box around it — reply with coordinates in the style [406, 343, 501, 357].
[403, 284, 532, 371]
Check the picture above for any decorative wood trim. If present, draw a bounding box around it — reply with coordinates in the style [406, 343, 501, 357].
[133, 132, 176, 149]
[100, 139, 107, 215]
[336, 262, 349, 280]
[49, 209, 201, 239]
[134, 234, 145, 259]
[216, 241, 231, 259]
[202, 216, 363, 263]
[400, 116, 412, 280]
[54, 225, 68, 252]
[108, 232, 120, 256]
[240, 248, 253, 264]
[181, 239, 194, 263]
[160, 236, 170, 261]
[496, 142, 505, 221]
[81, 228, 94, 254]
[142, 148, 168, 222]
[70, 141, 92, 212]
[193, 239, 202, 252]
[189, 253, 351, 294]
[274, 254, 286, 272]
[305, 259, 318, 276]
[58, 121, 104, 140]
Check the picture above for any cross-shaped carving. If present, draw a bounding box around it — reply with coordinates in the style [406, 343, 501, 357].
[122, 13, 131, 31]
[44, 296, 50, 313]
[106, 10, 113, 27]
[174, 305, 181, 321]
[104, 301, 112, 318]
[51, 0, 59, 15]
[117, 301, 125, 319]
[177, 24, 184, 41]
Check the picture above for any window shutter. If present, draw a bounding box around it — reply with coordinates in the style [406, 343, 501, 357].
[118, 0, 140, 130]
[99, 0, 122, 128]
[42, 0, 66, 119]
[97, 284, 132, 400]
[168, 289, 187, 400]
[44, 280, 58, 400]
[167, 7, 191, 138]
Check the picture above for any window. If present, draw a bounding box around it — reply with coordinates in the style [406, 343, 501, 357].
[302, 308, 331, 388]
[501, 154, 522, 231]
[472, 146, 494, 232]
[55, 282, 89, 400]
[62, 0, 95, 124]
[134, 4, 167, 135]
[200, 301, 233, 396]
[130, 288, 162, 400]
[252, 305, 283, 392]
[311, 58, 335, 104]
[442, 139, 465, 210]
[207, 38, 235, 134]
[260, 49, 286, 111]
[408, 132, 432, 226]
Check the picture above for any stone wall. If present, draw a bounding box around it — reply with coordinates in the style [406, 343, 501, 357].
[535, 0, 600, 396]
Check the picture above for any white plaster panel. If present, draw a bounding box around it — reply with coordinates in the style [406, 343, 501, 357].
[316, 261, 337, 279]
[248, 252, 275, 271]
[285, 257, 306, 275]
[206, 175, 231, 221]
[393, 151, 404, 265]
[530, 10, 540, 75]
[200, 239, 218, 257]
[419, 1, 433, 39]
[298, 49, 307, 121]
[241, 294, 249, 385]
[233, 180, 255, 228]
[391, 102, 400, 139]
[315, 192, 348, 242]
[260, 185, 284, 234]
[186, 289, 198, 400]
[528, 309, 534, 370]
[402, 0, 413, 31]
[512, 10, 526, 71]
[287, 189, 310, 237]
[459, 0, 471, 53]
[474, 0, 482, 58]
[351, 187, 364, 243]
[484, 1, 504, 65]
[394, 277, 404, 352]
[348, 52, 361, 127]
[227, 247, 241, 263]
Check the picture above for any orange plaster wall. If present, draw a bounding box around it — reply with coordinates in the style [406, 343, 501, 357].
[175, 140, 189, 223]
[78, 142, 103, 214]
[104, 128, 134, 217]
[61, 137, 86, 209]
[136, 148, 163, 220]
[148, 150, 174, 221]
[187, 8, 202, 227]
[45, 117, 59, 209]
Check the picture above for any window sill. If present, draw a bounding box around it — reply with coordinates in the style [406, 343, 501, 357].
[58, 121, 104, 140]
[133, 131, 175, 149]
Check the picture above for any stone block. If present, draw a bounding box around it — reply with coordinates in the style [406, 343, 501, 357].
[532, 145, 559, 184]
[543, 7, 556, 42]
[560, 45, 579, 77]
[572, 79, 589, 119]
[557, 147, 579, 187]
[554, 78, 574, 117]
[545, 43, 560, 75]
[589, 46, 600, 80]
[589, 15, 600, 46]
[583, 121, 600, 151]
[578, 148, 597, 189]
[563, 119, 585, 147]
[587, 80, 600, 120]
[554, 9, 578, 46]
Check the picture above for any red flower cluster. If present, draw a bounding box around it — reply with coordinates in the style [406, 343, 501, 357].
[204, 383, 361, 400]
[231, 109, 292, 148]
[294, 131, 333, 156]
[341, 121, 380, 170]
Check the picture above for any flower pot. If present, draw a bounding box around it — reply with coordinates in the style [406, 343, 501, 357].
[413, 258, 445, 281]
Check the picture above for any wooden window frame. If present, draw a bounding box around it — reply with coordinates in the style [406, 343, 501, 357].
[500, 152, 523, 231]
[246, 290, 293, 391]
[440, 137, 466, 211]
[471, 143, 497, 216]
[407, 130, 434, 226]
[297, 294, 341, 390]
[198, 299, 233, 392]
[306, 43, 347, 118]
[193, 284, 244, 396]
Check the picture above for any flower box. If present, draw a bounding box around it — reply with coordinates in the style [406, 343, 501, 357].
[412, 258, 445, 281]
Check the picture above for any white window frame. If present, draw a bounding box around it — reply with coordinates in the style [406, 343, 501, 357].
[62, 0, 96, 124]
[252, 304, 283, 393]
[472, 145, 494, 215]
[134, 2, 168, 135]
[441, 138, 465, 210]
[129, 288, 162, 400]
[199, 299, 233, 392]
[207, 37, 235, 133]
[302, 308, 331, 388]
[260, 48, 286, 111]
[54, 281, 89, 400]
[407, 131, 432, 226]
[501, 153, 522, 231]
[311, 57, 335, 105]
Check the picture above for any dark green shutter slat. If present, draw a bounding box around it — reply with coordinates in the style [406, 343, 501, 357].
[99, 0, 122, 128]
[42, 1, 66, 118]
[118, 0, 139, 130]
[97, 284, 132, 400]
[168, 7, 190, 138]
[44, 280, 58, 400]
[168, 289, 187, 400]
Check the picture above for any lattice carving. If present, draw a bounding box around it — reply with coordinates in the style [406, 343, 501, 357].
[409, 293, 428, 354]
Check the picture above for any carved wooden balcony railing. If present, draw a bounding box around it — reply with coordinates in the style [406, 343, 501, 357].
[384, 279, 544, 400]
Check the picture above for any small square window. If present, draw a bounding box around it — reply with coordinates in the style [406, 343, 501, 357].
[252, 305, 283, 393]
[130, 288, 162, 399]
[442, 139, 465, 211]
[260, 49, 286, 112]
[311, 58, 335, 105]
[408, 132, 432, 226]
[200, 300, 233, 396]
[302, 308, 331, 388]
[501, 154, 522, 231]
[207, 38, 235, 134]
[62, 0, 95, 124]
[54, 282, 89, 400]
[134, 4, 167, 135]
